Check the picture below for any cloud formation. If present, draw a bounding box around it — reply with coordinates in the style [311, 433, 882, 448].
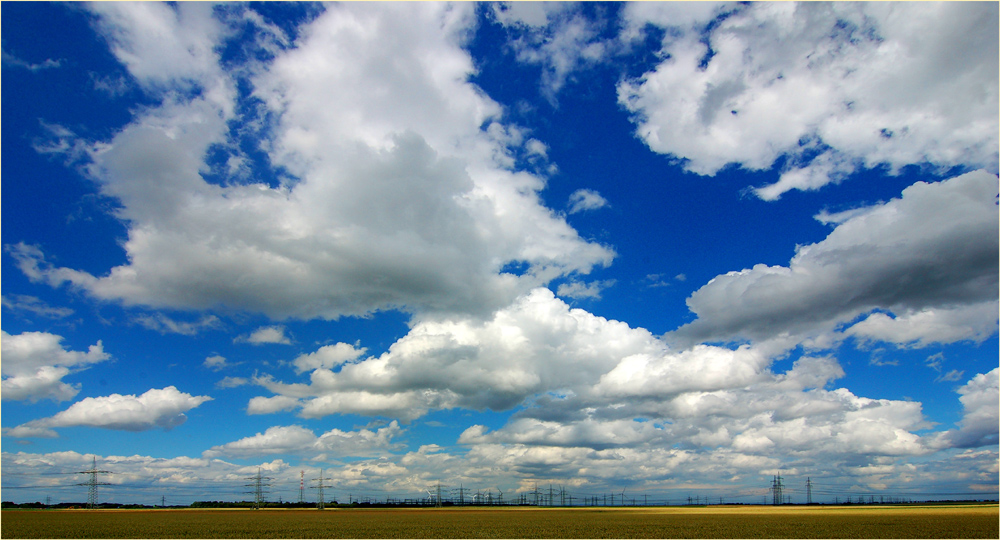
[491, 2, 609, 103]
[932, 368, 1000, 450]
[1, 331, 110, 402]
[238, 326, 292, 346]
[620, 2, 999, 198]
[203, 421, 402, 459]
[567, 189, 609, 214]
[670, 170, 999, 348]
[13, 2, 613, 322]
[10, 386, 211, 436]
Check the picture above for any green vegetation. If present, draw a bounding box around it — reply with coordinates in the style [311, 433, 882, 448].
[2, 505, 997, 539]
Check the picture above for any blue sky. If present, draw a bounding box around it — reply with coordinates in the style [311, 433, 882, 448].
[2, 2, 997, 506]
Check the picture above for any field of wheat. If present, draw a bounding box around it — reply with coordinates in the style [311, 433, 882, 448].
[2, 504, 997, 538]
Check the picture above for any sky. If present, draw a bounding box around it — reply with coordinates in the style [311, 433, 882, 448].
[1, 1, 998, 507]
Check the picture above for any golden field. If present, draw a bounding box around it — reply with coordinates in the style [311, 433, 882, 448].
[2, 504, 997, 538]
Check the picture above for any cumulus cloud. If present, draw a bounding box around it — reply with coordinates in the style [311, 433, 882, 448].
[619, 2, 999, 198]
[86, 2, 231, 94]
[13, 2, 613, 322]
[247, 395, 300, 415]
[292, 343, 367, 374]
[567, 189, 608, 214]
[619, 1, 725, 39]
[458, 352, 933, 488]
[11, 386, 212, 434]
[670, 170, 999, 347]
[844, 302, 999, 348]
[203, 355, 229, 371]
[932, 369, 999, 449]
[202, 421, 403, 459]
[248, 285, 941, 471]
[252, 288, 662, 420]
[238, 325, 292, 346]
[1, 331, 110, 402]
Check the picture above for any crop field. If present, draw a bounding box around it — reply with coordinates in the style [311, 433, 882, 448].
[2, 504, 997, 539]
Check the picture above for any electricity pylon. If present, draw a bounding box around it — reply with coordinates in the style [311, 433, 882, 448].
[771, 475, 784, 505]
[76, 456, 111, 509]
[245, 467, 273, 510]
[312, 469, 330, 510]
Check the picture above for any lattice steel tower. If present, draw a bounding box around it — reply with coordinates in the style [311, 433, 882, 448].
[770, 475, 784, 505]
[313, 469, 330, 510]
[245, 467, 273, 510]
[76, 456, 111, 509]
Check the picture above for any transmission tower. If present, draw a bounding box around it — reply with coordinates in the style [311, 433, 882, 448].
[312, 469, 330, 510]
[245, 467, 273, 510]
[771, 475, 784, 505]
[300, 471, 305, 503]
[806, 477, 813, 505]
[76, 456, 111, 509]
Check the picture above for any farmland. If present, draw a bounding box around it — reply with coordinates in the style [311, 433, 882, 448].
[2, 504, 997, 538]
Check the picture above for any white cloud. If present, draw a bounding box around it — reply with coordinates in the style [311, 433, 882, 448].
[137, 314, 220, 335]
[567, 189, 608, 214]
[15, 3, 613, 322]
[246, 395, 300, 415]
[458, 352, 933, 486]
[2, 425, 59, 439]
[619, 1, 725, 39]
[248, 286, 940, 468]
[670, 171, 999, 347]
[86, 2, 231, 96]
[932, 369, 999, 449]
[238, 325, 292, 346]
[292, 343, 367, 374]
[594, 345, 770, 399]
[203, 355, 229, 371]
[216, 376, 248, 389]
[252, 288, 661, 419]
[555, 279, 614, 301]
[491, 2, 571, 28]
[844, 302, 999, 348]
[202, 421, 402, 459]
[619, 2, 999, 198]
[13, 386, 212, 434]
[494, 3, 610, 103]
[1, 331, 110, 402]
[1, 295, 74, 319]
[1, 48, 62, 71]
[935, 370, 965, 384]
